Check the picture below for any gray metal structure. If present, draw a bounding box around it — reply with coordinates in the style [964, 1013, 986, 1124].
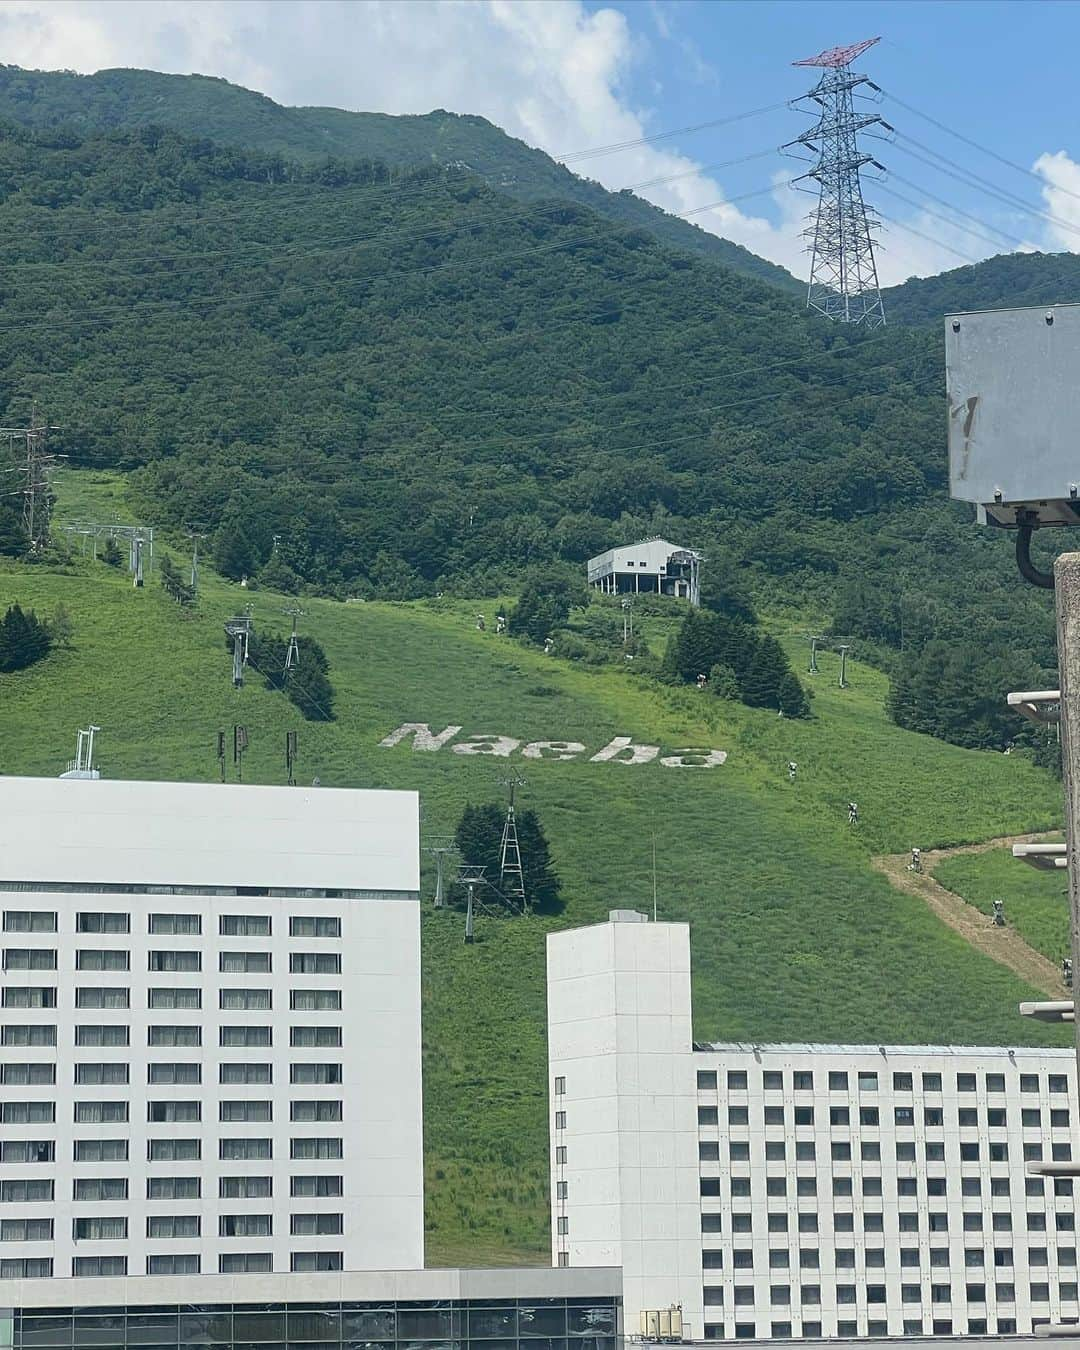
[947, 303, 1080, 530]
[789, 38, 887, 328]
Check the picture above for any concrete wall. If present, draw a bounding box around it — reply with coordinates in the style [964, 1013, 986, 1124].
[547, 916, 702, 1334]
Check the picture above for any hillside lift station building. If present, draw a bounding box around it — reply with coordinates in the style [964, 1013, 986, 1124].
[587, 537, 702, 605]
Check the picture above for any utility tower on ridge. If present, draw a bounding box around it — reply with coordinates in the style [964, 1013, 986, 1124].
[0, 406, 62, 552]
[789, 37, 888, 328]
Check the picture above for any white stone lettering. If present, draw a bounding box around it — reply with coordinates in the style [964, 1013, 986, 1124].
[660, 748, 729, 768]
[378, 723, 463, 751]
[451, 735, 522, 758]
[589, 737, 660, 765]
[521, 741, 587, 761]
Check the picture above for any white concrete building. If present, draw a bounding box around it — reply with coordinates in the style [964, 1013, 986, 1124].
[548, 914, 1080, 1342]
[587, 538, 702, 604]
[0, 774, 424, 1281]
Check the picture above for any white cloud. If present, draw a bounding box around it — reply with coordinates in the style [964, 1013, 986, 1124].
[1034, 150, 1080, 251]
[0, 0, 1018, 283]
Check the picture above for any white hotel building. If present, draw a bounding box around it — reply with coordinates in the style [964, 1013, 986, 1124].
[548, 912, 1080, 1342]
[0, 774, 425, 1281]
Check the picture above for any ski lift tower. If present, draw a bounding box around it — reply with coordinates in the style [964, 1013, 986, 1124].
[498, 774, 528, 912]
[948, 305, 1080, 1332]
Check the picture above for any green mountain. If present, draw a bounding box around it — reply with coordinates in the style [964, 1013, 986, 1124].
[0, 473, 1068, 1264]
[884, 250, 1080, 325]
[0, 64, 799, 292]
[0, 114, 1061, 753]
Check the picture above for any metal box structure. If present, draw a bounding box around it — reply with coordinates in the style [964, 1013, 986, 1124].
[946, 302, 1080, 527]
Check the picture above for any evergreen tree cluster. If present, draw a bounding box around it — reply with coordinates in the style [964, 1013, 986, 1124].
[886, 641, 1046, 753]
[244, 630, 335, 722]
[508, 574, 589, 645]
[662, 608, 809, 717]
[0, 603, 51, 672]
[158, 552, 194, 605]
[453, 802, 561, 913]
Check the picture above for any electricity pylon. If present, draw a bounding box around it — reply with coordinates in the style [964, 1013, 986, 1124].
[788, 37, 888, 327]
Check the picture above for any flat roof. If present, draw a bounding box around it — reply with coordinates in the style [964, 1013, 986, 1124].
[0, 1265, 622, 1309]
[0, 775, 419, 893]
[695, 1041, 1074, 1059]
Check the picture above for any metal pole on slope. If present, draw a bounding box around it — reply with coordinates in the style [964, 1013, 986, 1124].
[1054, 552, 1080, 1093]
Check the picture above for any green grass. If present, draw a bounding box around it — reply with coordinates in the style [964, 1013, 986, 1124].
[0, 471, 1072, 1264]
[933, 845, 1069, 965]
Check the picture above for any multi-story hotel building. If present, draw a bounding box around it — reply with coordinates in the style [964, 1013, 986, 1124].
[548, 912, 1079, 1341]
[0, 773, 425, 1280]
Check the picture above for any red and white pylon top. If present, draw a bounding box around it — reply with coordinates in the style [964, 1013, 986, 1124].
[793, 37, 880, 69]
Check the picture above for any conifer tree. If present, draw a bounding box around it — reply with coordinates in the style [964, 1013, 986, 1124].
[0, 603, 51, 672]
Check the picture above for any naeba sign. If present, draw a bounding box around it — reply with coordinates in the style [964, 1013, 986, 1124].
[378, 723, 728, 768]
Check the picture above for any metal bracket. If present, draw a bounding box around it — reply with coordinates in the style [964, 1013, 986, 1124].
[1007, 690, 1061, 724]
[1012, 842, 1067, 870]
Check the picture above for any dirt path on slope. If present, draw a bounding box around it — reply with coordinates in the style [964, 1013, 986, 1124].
[871, 834, 1064, 996]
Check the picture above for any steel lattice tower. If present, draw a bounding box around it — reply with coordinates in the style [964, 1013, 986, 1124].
[789, 38, 887, 328]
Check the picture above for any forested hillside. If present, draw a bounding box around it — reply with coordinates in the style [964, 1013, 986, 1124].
[0, 64, 798, 290]
[884, 250, 1080, 325]
[0, 114, 1062, 752]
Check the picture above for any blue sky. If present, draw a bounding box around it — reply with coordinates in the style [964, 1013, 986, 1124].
[2, 0, 1077, 283]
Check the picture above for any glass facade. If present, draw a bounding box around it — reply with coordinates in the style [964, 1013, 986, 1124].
[3, 1295, 620, 1350]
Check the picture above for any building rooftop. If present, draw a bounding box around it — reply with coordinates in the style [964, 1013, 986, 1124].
[693, 1040, 1075, 1059]
[0, 774, 420, 893]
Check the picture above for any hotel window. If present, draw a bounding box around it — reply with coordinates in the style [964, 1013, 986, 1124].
[76, 1025, 129, 1047]
[291, 1063, 342, 1085]
[793, 1071, 813, 1091]
[697, 1071, 717, 1090]
[291, 989, 341, 1011]
[0, 1102, 52, 1125]
[147, 1139, 199, 1162]
[76, 1140, 127, 1162]
[75, 1063, 128, 1085]
[290, 1213, 343, 1236]
[3, 912, 55, 933]
[731, 1142, 751, 1161]
[73, 1217, 126, 1241]
[220, 915, 271, 937]
[75, 949, 127, 971]
[557, 1216, 569, 1235]
[290, 916, 341, 938]
[220, 1214, 272, 1238]
[290, 1101, 343, 1123]
[73, 1257, 126, 1278]
[74, 1102, 128, 1124]
[148, 1025, 200, 1047]
[74, 987, 127, 1009]
[220, 1026, 271, 1047]
[149, 914, 201, 935]
[923, 1072, 942, 1091]
[555, 1111, 567, 1129]
[4, 948, 56, 970]
[0, 1026, 55, 1047]
[219, 1253, 271, 1274]
[147, 1101, 200, 1123]
[220, 1138, 272, 1161]
[148, 1063, 201, 1085]
[290, 1176, 342, 1198]
[1020, 1074, 1040, 1092]
[0, 1140, 53, 1163]
[220, 951, 272, 974]
[148, 950, 200, 972]
[699, 1106, 719, 1125]
[1050, 1074, 1069, 1093]
[1, 1062, 53, 1085]
[220, 1101, 272, 1122]
[2, 987, 55, 1009]
[221, 1177, 273, 1199]
[291, 1252, 343, 1273]
[291, 1026, 341, 1047]
[147, 1177, 200, 1200]
[220, 989, 271, 1011]
[147, 1216, 200, 1239]
[728, 1070, 748, 1090]
[149, 988, 200, 1009]
[148, 1255, 199, 1276]
[76, 913, 129, 934]
[1052, 1109, 1071, 1127]
[556, 1146, 567, 1165]
[290, 1137, 343, 1160]
[220, 1063, 272, 1085]
[0, 1180, 52, 1202]
[73, 1178, 127, 1201]
[290, 952, 341, 975]
[894, 1072, 913, 1091]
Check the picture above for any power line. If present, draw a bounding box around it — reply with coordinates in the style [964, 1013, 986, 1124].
[557, 100, 789, 163]
[878, 86, 1080, 209]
